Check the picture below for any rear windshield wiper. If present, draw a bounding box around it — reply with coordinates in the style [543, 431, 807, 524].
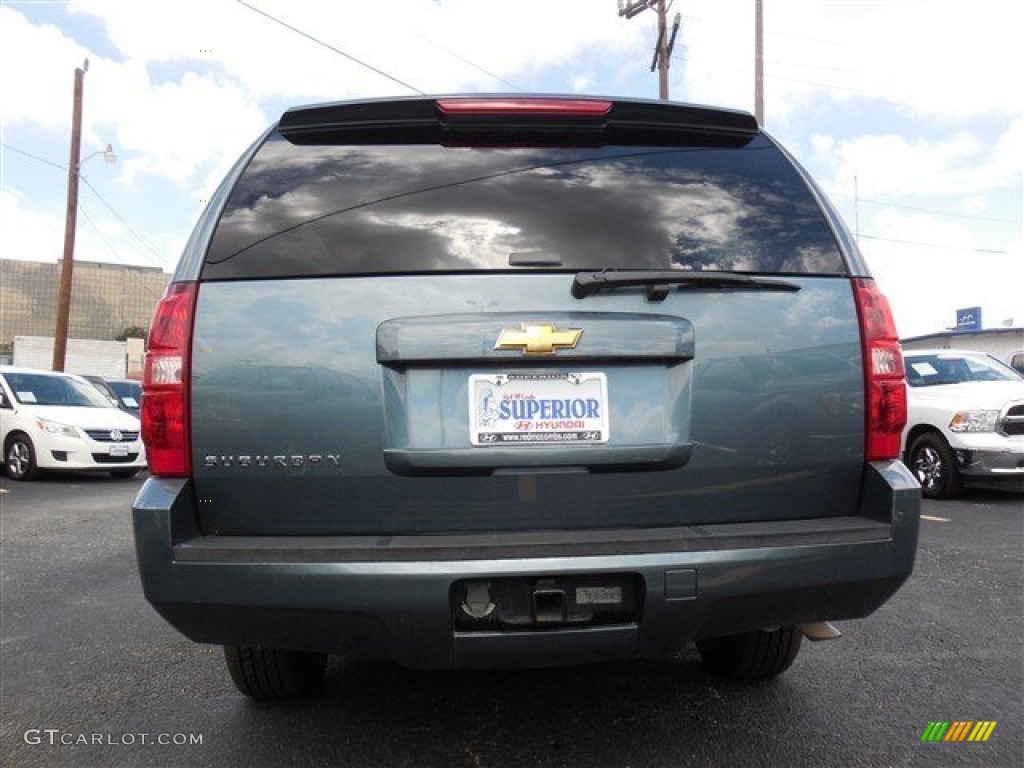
[571, 270, 802, 300]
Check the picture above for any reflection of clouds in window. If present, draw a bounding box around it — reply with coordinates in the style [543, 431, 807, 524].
[204, 136, 844, 279]
[617, 401, 670, 443]
[576, 161, 834, 275]
[220, 187, 327, 242]
[668, 190, 747, 256]
[370, 214, 523, 268]
[781, 245, 841, 274]
[584, 163, 747, 248]
[781, 286, 855, 338]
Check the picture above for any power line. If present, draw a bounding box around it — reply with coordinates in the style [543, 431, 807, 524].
[675, 9, 889, 54]
[857, 234, 1010, 254]
[413, 33, 524, 92]
[1, 142, 67, 172]
[766, 56, 871, 77]
[236, 0, 426, 95]
[830, 193, 1021, 225]
[79, 177, 172, 268]
[670, 51, 876, 96]
[667, 13, 919, 95]
[771, 27, 891, 54]
[762, 71, 874, 95]
[77, 203, 129, 266]
[240, 2, 525, 97]
[79, 200, 163, 272]
[2, 141, 172, 270]
[77, 203, 169, 331]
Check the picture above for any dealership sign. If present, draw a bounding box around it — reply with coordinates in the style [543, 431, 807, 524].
[955, 307, 982, 332]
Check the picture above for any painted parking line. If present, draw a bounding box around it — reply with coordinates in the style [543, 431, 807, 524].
[920, 514, 951, 523]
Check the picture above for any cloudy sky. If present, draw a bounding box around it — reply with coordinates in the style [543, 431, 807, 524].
[1, 0, 1021, 338]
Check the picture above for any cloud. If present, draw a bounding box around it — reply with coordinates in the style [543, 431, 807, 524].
[0, 8, 93, 129]
[2, 0, 1021, 340]
[679, 0, 1024, 121]
[859, 211, 1023, 337]
[819, 123, 1024, 338]
[810, 128, 1018, 199]
[802, 117, 1022, 339]
[0, 0, 650, 193]
[0, 189, 65, 264]
[66, 0, 648, 100]
[0, 186, 180, 272]
[1, 5, 268, 194]
[102, 69, 268, 188]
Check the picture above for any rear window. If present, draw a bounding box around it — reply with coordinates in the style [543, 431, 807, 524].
[202, 133, 845, 280]
[108, 380, 141, 399]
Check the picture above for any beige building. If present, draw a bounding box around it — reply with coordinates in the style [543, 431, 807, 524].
[1, 259, 169, 348]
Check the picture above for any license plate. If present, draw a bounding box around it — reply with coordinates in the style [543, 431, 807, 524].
[469, 372, 609, 446]
[109, 444, 129, 457]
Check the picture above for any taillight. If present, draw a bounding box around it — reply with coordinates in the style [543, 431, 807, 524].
[852, 278, 907, 461]
[142, 281, 197, 477]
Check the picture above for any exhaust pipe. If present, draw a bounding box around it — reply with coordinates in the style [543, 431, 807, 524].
[797, 621, 842, 641]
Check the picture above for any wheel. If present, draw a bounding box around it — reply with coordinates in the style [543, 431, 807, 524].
[5, 435, 41, 481]
[697, 626, 802, 680]
[223, 646, 328, 700]
[110, 469, 140, 479]
[908, 433, 962, 499]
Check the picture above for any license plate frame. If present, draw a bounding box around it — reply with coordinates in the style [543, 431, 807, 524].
[469, 371, 609, 446]
[108, 444, 130, 457]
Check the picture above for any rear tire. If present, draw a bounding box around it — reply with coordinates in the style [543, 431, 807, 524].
[908, 433, 962, 499]
[5, 435, 41, 481]
[697, 626, 802, 680]
[223, 646, 328, 700]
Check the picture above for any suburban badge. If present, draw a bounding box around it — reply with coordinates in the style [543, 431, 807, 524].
[203, 454, 341, 469]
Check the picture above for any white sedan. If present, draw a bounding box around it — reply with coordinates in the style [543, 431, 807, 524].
[0, 366, 146, 481]
[902, 350, 1024, 498]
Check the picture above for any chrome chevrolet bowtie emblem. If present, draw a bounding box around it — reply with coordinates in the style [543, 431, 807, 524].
[494, 323, 583, 355]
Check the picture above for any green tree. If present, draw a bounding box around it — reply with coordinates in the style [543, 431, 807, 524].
[116, 326, 148, 341]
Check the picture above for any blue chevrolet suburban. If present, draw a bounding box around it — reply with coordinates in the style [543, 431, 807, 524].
[133, 96, 920, 699]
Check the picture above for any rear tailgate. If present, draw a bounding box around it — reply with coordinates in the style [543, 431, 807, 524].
[187, 96, 865, 536]
[190, 273, 864, 535]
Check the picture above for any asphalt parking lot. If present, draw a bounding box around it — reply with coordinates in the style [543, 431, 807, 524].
[1, 473, 1021, 768]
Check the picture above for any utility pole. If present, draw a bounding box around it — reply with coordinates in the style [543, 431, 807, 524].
[619, 0, 681, 100]
[52, 60, 87, 372]
[754, 0, 764, 125]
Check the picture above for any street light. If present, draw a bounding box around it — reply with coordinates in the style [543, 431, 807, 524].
[81, 143, 117, 167]
[52, 58, 116, 372]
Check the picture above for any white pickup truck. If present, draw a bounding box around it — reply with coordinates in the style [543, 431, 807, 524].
[903, 349, 1024, 498]
[1007, 349, 1024, 376]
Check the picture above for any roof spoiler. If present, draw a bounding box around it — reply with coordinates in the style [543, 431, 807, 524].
[277, 95, 759, 148]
